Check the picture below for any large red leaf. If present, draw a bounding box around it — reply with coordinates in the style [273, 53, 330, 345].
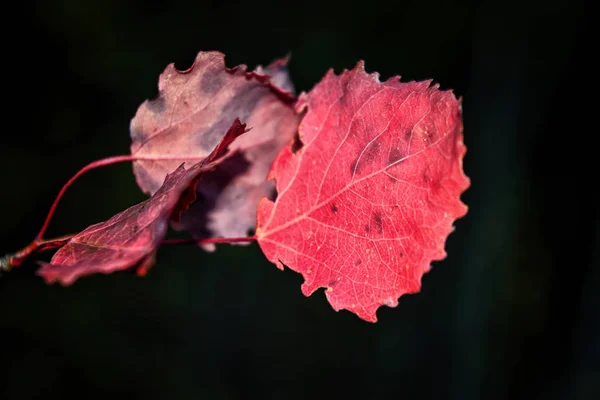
[38, 120, 247, 285]
[130, 51, 300, 245]
[256, 62, 470, 322]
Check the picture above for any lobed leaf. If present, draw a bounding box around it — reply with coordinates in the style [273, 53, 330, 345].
[256, 62, 470, 322]
[130, 52, 301, 246]
[38, 120, 247, 285]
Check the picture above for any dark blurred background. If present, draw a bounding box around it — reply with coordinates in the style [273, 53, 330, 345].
[1, 0, 597, 399]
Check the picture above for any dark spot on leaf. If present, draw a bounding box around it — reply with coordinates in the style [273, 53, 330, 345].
[351, 142, 379, 175]
[130, 127, 144, 143]
[195, 86, 263, 149]
[291, 132, 304, 154]
[330, 203, 338, 213]
[350, 158, 360, 174]
[222, 86, 263, 118]
[373, 212, 383, 234]
[364, 224, 371, 233]
[328, 280, 337, 287]
[267, 183, 278, 202]
[423, 166, 431, 182]
[363, 141, 380, 163]
[354, 259, 362, 266]
[200, 73, 224, 95]
[399, 251, 404, 258]
[388, 148, 403, 165]
[192, 86, 265, 149]
[146, 97, 166, 114]
[196, 120, 233, 152]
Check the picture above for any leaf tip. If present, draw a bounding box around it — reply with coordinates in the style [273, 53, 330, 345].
[36, 263, 75, 286]
[275, 259, 285, 271]
[0, 254, 12, 273]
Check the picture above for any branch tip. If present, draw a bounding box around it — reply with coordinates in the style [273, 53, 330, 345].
[0, 254, 12, 272]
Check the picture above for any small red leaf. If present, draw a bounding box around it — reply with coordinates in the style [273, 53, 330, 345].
[130, 52, 300, 244]
[256, 62, 470, 322]
[38, 120, 247, 285]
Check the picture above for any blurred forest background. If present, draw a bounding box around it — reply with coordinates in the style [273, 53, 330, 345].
[0, 0, 597, 399]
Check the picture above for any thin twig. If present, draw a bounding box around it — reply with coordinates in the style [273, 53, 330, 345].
[36, 154, 208, 240]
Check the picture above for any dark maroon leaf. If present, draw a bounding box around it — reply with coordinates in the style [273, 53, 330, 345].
[38, 120, 247, 285]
